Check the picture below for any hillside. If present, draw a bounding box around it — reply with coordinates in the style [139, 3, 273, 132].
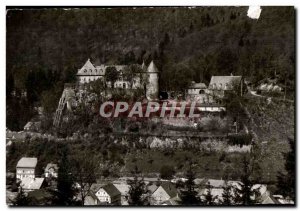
[6, 6, 295, 130]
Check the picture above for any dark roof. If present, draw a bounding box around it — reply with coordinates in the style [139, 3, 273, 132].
[160, 182, 177, 198]
[102, 183, 121, 198]
[90, 183, 105, 192]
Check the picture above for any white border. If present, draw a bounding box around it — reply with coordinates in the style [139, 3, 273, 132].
[1, 1, 299, 211]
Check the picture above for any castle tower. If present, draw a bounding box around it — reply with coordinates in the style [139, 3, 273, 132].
[146, 61, 159, 100]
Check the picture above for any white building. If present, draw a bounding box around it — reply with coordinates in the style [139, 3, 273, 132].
[186, 81, 207, 101]
[76, 59, 159, 100]
[16, 157, 37, 181]
[94, 183, 121, 204]
[44, 163, 58, 178]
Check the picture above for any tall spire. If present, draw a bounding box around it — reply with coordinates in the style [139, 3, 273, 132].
[147, 61, 158, 73]
[141, 60, 146, 70]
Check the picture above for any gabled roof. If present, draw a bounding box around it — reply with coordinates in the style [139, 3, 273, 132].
[113, 183, 130, 196]
[159, 182, 177, 198]
[147, 61, 159, 73]
[90, 183, 105, 193]
[209, 76, 242, 90]
[147, 184, 159, 194]
[21, 177, 44, 190]
[85, 191, 100, 205]
[77, 59, 96, 75]
[101, 183, 121, 198]
[17, 157, 37, 168]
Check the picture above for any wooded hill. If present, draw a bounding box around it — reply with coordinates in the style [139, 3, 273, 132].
[6, 7, 295, 130]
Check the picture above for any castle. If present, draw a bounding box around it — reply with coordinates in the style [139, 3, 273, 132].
[76, 59, 159, 100]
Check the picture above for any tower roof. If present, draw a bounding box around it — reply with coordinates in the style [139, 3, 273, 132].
[147, 61, 158, 73]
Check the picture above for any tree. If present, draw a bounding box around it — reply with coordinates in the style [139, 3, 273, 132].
[123, 64, 142, 89]
[71, 153, 97, 206]
[88, 78, 105, 96]
[159, 165, 175, 180]
[202, 182, 217, 205]
[127, 166, 149, 206]
[232, 155, 260, 205]
[180, 162, 202, 205]
[13, 186, 30, 206]
[221, 180, 234, 205]
[277, 138, 295, 201]
[105, 66, 119, 88]
[56, 153, 76, 206]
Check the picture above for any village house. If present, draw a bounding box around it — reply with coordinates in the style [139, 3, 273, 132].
[16, 157, 37, 181]
[186, 81, 209, 102]
[151, 182, 179, 205]
[24, 121, 41, 132]
[84, 191, 100, 206]
[20, 177, 45, 192]
[197, 179, 278, 204]
[113, 183, 130, 205]
[93, 183, 121, 205]
[207, 76, 243, 101]
[44, 163, 58, 178]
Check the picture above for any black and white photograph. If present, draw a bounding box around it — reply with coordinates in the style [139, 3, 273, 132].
[5, 6, 295, 206]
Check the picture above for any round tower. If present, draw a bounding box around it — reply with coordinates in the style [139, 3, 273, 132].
[146, 61, 159, 100]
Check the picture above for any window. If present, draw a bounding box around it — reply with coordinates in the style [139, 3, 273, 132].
[123, 83, 126, 89]
[84, 69, 87, 73]
[199, 90, 205, 94]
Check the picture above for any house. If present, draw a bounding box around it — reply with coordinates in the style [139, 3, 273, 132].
[44, 163, 58, 178]
[20, 177, 45, 192]
[84, 191, 100, 206]
[197, 179, 276, 204]
[207, 76, 242, 100]
[23, 121, 41, 132]
[16, 157, 37, 181]
[186, 81, 208, 102]
[113, 183, 130, 205]
[151, 182, 178, 205]
[94, 183, 121, 205]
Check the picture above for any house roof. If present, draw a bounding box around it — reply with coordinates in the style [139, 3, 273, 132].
[90, 183, 105, 193]
[113, 183, 130, 196]
[17, 157, 37, 168]
[147, 61, 159, 73]
[21, 177, 44, 190]
[77, 59, 148, 77]
[147, 184, 159, 194]
[209, 76, 242, 90]
[188, 82, 207, 89]
[101, 183, 121, 198]
[85, 191, 100, 205]
[24, 122, 33, 129]
[161, 198, 180, 205]
[160, 182, 177, 198]
[45, 163, 58, 172]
